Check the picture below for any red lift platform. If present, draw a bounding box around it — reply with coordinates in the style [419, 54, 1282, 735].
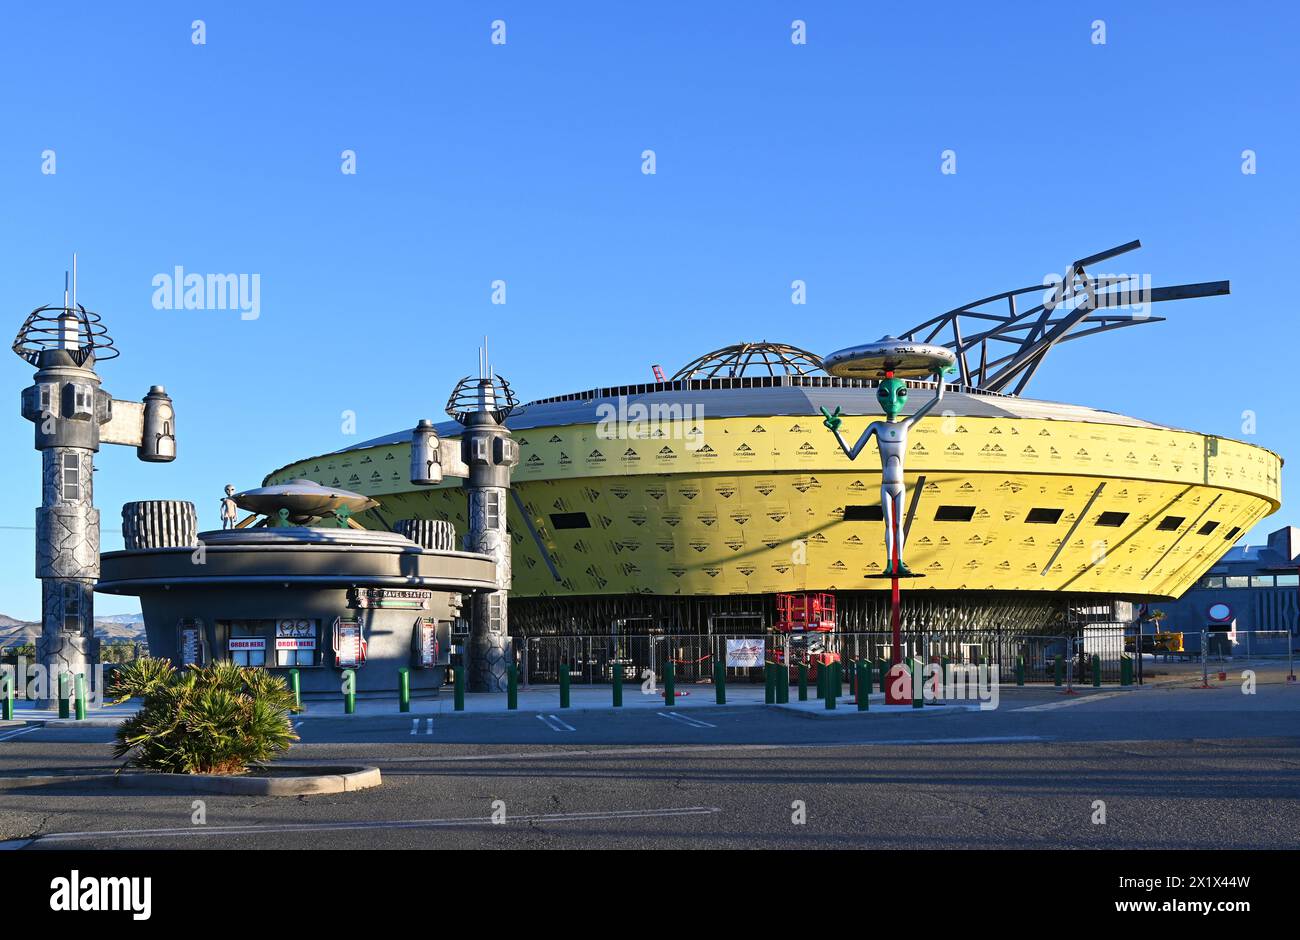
[773, 592, 838, 678]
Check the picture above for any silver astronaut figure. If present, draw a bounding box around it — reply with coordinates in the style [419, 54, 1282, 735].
[219, 484, 239, 530]
[822, 367, 947, 577]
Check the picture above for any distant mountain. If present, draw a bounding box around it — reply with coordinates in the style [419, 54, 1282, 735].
[0, 613, 146, 645]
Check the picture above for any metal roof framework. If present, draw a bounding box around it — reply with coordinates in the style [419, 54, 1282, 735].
[899, 240, 1229, 395]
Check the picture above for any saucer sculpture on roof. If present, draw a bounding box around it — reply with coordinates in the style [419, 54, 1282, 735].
[233, 479, 378, 526]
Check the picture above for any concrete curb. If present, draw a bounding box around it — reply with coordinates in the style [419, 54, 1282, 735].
[0, 762, 382, 796]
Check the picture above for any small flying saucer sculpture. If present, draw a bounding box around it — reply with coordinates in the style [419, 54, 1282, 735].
[822, 336, 956, 380]
[233, 479, 378, 525]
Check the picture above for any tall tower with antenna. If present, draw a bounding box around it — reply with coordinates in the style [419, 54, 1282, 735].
[445, 340, 519, 693]
[13, 263, 176, 703]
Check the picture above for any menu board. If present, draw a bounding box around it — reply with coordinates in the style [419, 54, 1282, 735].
[178, 619, 204, 666]
[417, 618, 450, 668]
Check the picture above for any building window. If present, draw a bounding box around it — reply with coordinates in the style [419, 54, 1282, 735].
[933, 505, 976, 522]
[488, 594, 504, 634]
[843, 505, 884, 521]
[550, 512, 591, 529]
[1276, 574, 1299, 587]
[1225, 576, 1249, 588]
[1251, 575, 1275, 588]
[1025, 508, 1063, 524]
[1095, 511, 1128, 527]
[1156, 516, 1185, 532]
[484, 490, 501, 528]
[1197, 521, 1220, 536]
[1224, 526, 1242, 541]
[61, 454, 80, 501]
[61, 583, 81, 632]
[1203, 576, 1225, 589]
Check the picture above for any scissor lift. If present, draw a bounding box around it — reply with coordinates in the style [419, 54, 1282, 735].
[774, 592, 838, 678]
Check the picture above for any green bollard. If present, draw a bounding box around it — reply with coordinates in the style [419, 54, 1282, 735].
[58, 672, 70, 719]
[74, 674, 86, 721]
[714, 660, 725, 705]
[1054, 655, 1064, 687]
[833, 660, 842, 700]
[778, 665, 790, 704]
[613, 661, 624, 707]
[1092, 654, 1102, 688]
[857, 660, 870, 711]
[559, 663, 571, 708]
[508, 664, 519, 710]
[798, 662, 808, 701]
[454, 665, 465, 711]
[1121, 655, 1132, 686]
[342, 669, 356, 715]
[399, 668, 411, 713]
[664, 659, 675, 706]
[1015, 656, 1025, 687]
[765, 663, 775, 704]
[289, 668, 302, 712]
[911, 660, 923, 709]
[1, 670, 13, 720]
[877, 658, 888, 693]
[816, 663, 826, 700]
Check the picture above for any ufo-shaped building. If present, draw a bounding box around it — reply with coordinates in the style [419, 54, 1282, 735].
[262, 244, 1282, 671]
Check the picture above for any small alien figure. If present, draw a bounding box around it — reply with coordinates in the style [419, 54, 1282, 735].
[821, 366, 949, 577]
[219, 484, 239, 530]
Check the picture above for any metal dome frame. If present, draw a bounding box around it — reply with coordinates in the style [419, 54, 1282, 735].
[672, 341, 825, 381]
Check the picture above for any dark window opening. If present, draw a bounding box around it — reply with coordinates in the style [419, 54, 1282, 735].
[1156, 516, 1185, 532]
[843, 505, 884, 521]
[550, 512, 591, 530]
[1197, 521, 1219, 536]
[1026, 507, 1063, 524]
[1224, 526, 1242, 541]
[1095, 511, 1128, 527]
[934, 505, 976, 522]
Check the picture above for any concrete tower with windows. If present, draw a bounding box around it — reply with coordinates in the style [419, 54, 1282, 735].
[13, 277, 175, 703]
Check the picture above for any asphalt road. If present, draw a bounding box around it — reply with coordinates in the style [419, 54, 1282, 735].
[2, 664, 1297, 850]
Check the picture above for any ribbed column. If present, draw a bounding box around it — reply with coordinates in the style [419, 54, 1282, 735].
[121, 500, 198, 549]
[394, 518, 456, 551]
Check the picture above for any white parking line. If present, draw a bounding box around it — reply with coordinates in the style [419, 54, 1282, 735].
[1016, 691, 1132, 712]
[536, 714, 576, 732]
[29, 807, 723, 844]
[657, 711, 716, 729]
[0, 726, 41, 742]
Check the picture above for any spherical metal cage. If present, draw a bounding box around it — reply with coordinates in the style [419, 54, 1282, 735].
[671, 341, 825, 381]
[446, 374, 519, 425]
[12, 304, 118, 366]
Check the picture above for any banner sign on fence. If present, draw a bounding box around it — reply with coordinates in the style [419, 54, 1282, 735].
[726, 638, 765, 668]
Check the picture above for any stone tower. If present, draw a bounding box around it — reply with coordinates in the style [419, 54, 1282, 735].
[13, 281, 175, 703]
[444, 365, 519, 693]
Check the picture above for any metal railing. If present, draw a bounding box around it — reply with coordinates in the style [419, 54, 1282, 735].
[519, 627, 1129, 686]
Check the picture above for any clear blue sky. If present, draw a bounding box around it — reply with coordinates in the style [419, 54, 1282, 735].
[1, 1, 1295, 619]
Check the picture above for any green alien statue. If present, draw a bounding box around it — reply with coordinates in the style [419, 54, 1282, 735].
[821, 365, 952, 577]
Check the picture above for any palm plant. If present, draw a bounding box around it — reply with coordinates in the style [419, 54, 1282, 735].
[108, 658, 299, 775]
